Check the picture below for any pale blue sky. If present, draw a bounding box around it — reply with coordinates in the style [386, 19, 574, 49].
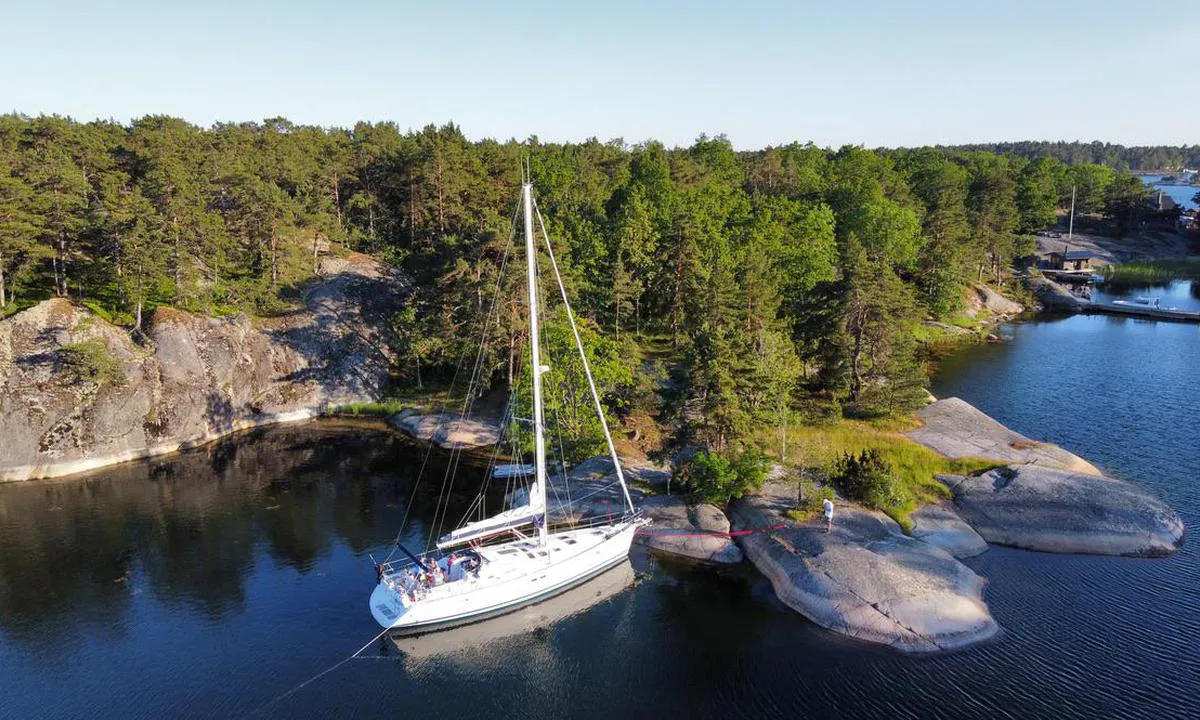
[2, 0, 1195, 148]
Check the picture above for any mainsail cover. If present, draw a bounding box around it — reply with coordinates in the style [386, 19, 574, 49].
[436, 481, 544, 550]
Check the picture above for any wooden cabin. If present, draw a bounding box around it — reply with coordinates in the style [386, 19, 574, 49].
[1047, 249, 1096, 271]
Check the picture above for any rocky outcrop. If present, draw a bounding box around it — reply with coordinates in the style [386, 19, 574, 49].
[1025, 275, 1089, 312]
[941, 466, 1185, 557]
[388, 410, 501, 450]
[0, 253, 407, 481]
[518, 455, 740, 564]
[969, 284, 1024, 318]
[909, 503, 989, 558]
[634, 495, 743, 564]
[534, 455, 670, 521]
[567, 455, 672, 490]
[908, 397, 1100, 475]
[907, 397, 1183, 558]
[730, 482, 999, 653]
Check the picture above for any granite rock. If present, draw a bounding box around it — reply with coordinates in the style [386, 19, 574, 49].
[942, 465, 1184, 557]
[730, 482, 999, 652]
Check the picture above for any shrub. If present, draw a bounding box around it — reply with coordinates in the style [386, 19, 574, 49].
[1103, 260, 1200, 283]
[330, 401, 409, 417]
[731, 448, 769, 494]
[58, 339, 126, 387]
[829, 449, 905, 510]
[788, 477, 837, 521]
[82, 301, 114, 323]
[766, 418, 999, 531]
[680, 448, 769, 505]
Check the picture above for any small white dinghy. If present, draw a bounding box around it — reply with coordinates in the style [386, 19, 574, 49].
[370, 174, 644, 634]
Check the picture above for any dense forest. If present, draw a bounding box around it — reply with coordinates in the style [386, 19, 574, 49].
[943, 141, 1200, 172]
[0, 114, 1160, 482]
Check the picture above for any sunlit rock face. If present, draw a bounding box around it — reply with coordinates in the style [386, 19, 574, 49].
[908, 397, 1101, 475]
[635, 495, 743, 564]
[730, 481, 1000, 653]
[941, 466, 1185, 557]
[909, 503, 989, 559]
[388, 410, 501, 450]
[0, 253, 407, 481]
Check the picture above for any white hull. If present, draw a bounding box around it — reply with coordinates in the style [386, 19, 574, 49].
[390, 560, 635, 660]
[371, 520, 641, 634]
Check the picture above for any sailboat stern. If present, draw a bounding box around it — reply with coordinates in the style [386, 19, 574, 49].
[370, 580, 409, 628]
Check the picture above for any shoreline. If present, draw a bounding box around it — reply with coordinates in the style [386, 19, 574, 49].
[0, 253, 408, 484]
[0, 384, 1183, 654]
[0, 405, 508, 483]
[729, 395, 1182, 652]
[0, 407, 324, 482]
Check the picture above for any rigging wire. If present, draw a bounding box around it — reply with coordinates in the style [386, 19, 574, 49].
[551, 406, 572, 518]
[532, 196, 635, 513]
[427, 274, 508, 546]
[382, 195, 521, 564]
[426, 195, 523, 548]
[451, 392, 516, 532]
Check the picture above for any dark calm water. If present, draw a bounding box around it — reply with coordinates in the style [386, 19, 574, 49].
[2, 316, 1198, 719]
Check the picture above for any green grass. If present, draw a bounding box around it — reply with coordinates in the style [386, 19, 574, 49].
[1103, 260, 1200, 283]
[786, 477, 837, 522]
[911, 322, 969, 346]
[328, 400, 410, 417]
[0, 298, 39, 319]
[912, 313, 992, 352]
[628, 479, 661, 496]
[82, 301, 114, 323]
[58, 339, 126, 387]
[763, 417, 1000, 532]
[947, 311, 986, 329]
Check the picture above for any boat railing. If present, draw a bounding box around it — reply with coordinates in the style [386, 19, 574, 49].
[377, 510, 642, 579]
[553, 509, 642, 532]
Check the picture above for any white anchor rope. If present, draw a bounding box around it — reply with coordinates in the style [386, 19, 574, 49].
[239, 626, 393, 718]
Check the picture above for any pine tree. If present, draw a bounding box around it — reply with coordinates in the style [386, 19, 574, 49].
[133, 117, 222, 309]
[899, 151, 971, 317]
[968, 155, 1021, 285]
[826, 235, 926, 414]
[1104, 173, 1151, 235]
[27, 147, 88, 298]
[607, 189, 655, 337]
[1015, 157, 1061, 233]
[0, 175, 46, 308]
[96, 172, 166, 329]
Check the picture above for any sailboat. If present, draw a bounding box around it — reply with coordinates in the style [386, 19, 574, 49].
[369, 176, 645, 634]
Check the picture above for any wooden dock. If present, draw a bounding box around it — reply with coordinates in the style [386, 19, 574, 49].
[1088, 302, 1200, 323]
[1042, 269, 1100, 283]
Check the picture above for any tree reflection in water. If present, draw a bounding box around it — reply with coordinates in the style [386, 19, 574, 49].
[0, 421, 500, 649]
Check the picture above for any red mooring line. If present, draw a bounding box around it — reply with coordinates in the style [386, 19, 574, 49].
[633, 524, 785, 539]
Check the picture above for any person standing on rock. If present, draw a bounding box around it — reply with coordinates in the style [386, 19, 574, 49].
[823, 497, 834, 533]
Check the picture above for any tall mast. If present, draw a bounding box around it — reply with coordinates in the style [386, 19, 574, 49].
[522, 178, 549, 547]
[1068, 185, 1076, 243]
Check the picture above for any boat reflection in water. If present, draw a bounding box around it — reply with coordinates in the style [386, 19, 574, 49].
[387, 560, 635, 661]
